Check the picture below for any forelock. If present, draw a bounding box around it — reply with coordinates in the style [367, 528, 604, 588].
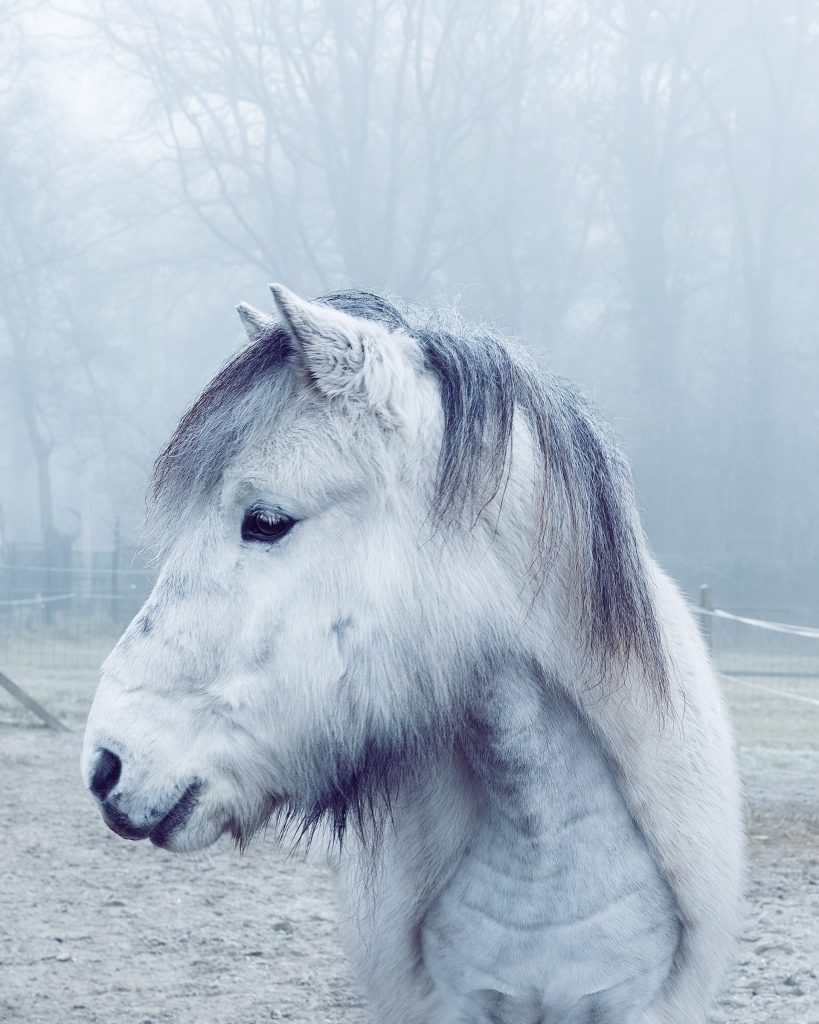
[148, 324, 294, 549]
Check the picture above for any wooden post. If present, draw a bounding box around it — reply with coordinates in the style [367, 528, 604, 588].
[699, 583, 713, 655]
[8, 541, 17, 601]
[111, 516, 120, 622]
[44, 534, 54, 626]
[0, 670, 70, 731]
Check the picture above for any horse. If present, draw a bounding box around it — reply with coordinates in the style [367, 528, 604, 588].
[82, 285, 744, 1024]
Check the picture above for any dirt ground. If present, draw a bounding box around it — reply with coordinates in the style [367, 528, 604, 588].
[1, 666, 817, 1024]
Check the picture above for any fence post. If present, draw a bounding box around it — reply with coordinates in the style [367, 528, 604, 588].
[699, 583, 713, 655]
[8, 541, 17, 599]
[111, 517, 120, 622]
[44, 532, 55, 626]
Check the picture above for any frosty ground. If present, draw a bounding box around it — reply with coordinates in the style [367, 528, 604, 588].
[1, 666, 817, 1024]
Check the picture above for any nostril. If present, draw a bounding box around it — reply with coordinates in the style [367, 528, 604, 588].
[90, 748, 122, 802]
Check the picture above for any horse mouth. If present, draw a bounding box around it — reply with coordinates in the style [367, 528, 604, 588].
[100, 781, 202, 847]
[149, 782, 202, 847]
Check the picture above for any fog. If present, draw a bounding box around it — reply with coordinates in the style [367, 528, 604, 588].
[2, 0, 818, 610]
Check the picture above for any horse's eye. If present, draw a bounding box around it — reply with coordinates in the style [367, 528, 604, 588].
[241, 507, 297, 544]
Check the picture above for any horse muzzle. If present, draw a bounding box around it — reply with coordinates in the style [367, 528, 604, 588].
[87, 747, 203, 849]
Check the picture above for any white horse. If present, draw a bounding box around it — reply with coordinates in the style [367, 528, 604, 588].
[83, 286, 744, 1024]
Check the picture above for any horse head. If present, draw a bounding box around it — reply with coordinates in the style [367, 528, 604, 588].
[82, 287, 534, 851]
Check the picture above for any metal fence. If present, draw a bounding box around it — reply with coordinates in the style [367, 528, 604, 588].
[1, 550, 817, 749]
[695, 587, 819, 748]
[0, 541, 154, 671]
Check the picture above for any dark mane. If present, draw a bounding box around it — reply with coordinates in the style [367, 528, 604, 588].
[322, 290, 668, 700]
[152, 289, 668, 705]
[150, 323, 293, 535]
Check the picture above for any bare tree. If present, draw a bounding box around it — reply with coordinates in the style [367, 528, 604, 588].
[92, 0, 567, 300]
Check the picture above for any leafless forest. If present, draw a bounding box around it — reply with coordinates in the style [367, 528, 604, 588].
[2, 0, 818, 608]
[2, 3, 819, 1023]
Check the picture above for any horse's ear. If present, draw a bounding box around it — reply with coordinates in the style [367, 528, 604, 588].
[269, 283, 418, 416]
[236, 302, 275, 343]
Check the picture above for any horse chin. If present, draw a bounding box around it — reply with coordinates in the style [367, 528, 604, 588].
[217, 795, 284, 851]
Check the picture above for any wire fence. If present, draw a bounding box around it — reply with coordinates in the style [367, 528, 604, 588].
[0, 549, 817, 748]
[694, 589, 818, 748]
[0, 542, 154, 672]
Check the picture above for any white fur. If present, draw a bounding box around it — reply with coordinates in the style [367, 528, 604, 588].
[83, 290, 744, 1023]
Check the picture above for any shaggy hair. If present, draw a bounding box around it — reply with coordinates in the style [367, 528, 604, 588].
[152, 290, 668, 704]
[87, 293, 744, 1024]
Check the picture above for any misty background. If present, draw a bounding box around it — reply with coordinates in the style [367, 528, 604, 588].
[2, 0, 818, 612]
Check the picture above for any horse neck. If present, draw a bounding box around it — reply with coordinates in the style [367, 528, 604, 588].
[366, 661, 600, 912]
[460, 662, 578, 829]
